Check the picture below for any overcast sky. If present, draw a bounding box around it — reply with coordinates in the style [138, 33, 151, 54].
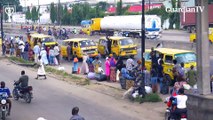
[19, 0, 141, 6]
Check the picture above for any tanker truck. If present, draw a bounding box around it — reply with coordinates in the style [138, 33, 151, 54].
[82, 15, 162, 39]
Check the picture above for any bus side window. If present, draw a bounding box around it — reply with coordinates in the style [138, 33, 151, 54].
[165, 55, 173, 63]
[74, 42, 78, 48]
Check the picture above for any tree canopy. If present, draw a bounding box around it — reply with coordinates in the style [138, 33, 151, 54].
[1, 0, 22, 12]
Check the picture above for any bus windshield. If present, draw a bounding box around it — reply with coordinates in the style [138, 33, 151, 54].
[119, 38, 134, 46]
[80, 40, 96, 47]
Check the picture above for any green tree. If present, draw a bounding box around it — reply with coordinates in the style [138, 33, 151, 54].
[97, 1, 109, 11]
[116, 0, 123, 15]
[2, 0, 22, 12]
[169, 0, 180, 29]
[50, 3, 57, 24]
[31, 6, 39, 22]
[25, 6, 31, 20]
[146, 6, 170, 26]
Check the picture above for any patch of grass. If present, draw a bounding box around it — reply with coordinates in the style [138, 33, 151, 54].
[63, 72, 69, 77]
[134, 93, 162, 103]
[70, 74, 82, 80]
[141, 93, 162, 102]
[9, 56, 34, 64]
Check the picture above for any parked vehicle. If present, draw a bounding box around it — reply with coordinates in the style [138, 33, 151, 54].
[144, 48, 196, 84]
[180, 4, 213, 33]
[189, 28, 213, 43]
[61, 38, 99, 59]
[12, 81, 33, 103]
[0, 93, 9, 120]
[82, 15, 161, 39]
[27, 33, 57, 48]
[98, 36, 138, 57]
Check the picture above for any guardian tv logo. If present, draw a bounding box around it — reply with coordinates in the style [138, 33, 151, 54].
[165, 0, 205, 22]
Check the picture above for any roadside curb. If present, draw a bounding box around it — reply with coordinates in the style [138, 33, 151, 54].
[7, 58, 123, 91]
[9, 60, 36, 67]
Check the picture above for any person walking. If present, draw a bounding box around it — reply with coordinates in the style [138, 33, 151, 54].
[69, 107, 85, 120]
[105, 57, 110, 81]
[81, 54, 89, 75]
[40, 48, 49, 65]
[35, 56, 47, 79]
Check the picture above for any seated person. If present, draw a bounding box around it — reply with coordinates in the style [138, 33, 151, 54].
[170, 88, 187, 119]
[121, 64, 135, 80]
[0, 81, 12, 115]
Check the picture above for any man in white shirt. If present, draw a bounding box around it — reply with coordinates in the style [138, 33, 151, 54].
[54, 43, 60, 65]
[173, 88, 188, 119]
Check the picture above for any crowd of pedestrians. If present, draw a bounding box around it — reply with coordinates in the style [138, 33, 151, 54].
[22, 25, 81, 40]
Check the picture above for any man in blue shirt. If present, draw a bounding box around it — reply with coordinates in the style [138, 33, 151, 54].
[121, 64, 135, 80]
[70, 107, 85, 120]
[0, 81, 12, 116]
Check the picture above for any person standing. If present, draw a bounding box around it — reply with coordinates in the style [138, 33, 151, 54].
[72, 56, 79, 74]
[67, 43, 71, 62]
[87, 55, 94, 72]
[24, 41, 29, 61]
[151, 64, 158, 93]
[19, 43, 25, 59]
[186, 65, 197, 87]
[35, 56, 47, 79]
[106, 36, 111, 54]
[81, 54, 89, 75]
[172, 59, 180, 85]
[9, 40, 15, 56]
[150, 48, 157, 68]
[105, 57, 110, 81]
[178, 62, 186, 82]
[54, 43, 60, 65]
[158, 60, 164, 94]
[33, 44, 40, 63]
[2, 40, 6, 56]
[69, 107, 85, 120]
[49, 46, 55, 65]
[110, 54, 116, 82]
[116, 57, 124, 72]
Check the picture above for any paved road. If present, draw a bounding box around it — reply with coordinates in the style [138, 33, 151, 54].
[0, 60, 145, 120]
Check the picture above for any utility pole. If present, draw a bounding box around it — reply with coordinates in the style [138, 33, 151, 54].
[149, 0, 151, 11]
[0, 3, 4, 55]
[141, 0, 146, 98]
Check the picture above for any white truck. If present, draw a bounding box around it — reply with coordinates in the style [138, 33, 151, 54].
[83, 15, 162, 39]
